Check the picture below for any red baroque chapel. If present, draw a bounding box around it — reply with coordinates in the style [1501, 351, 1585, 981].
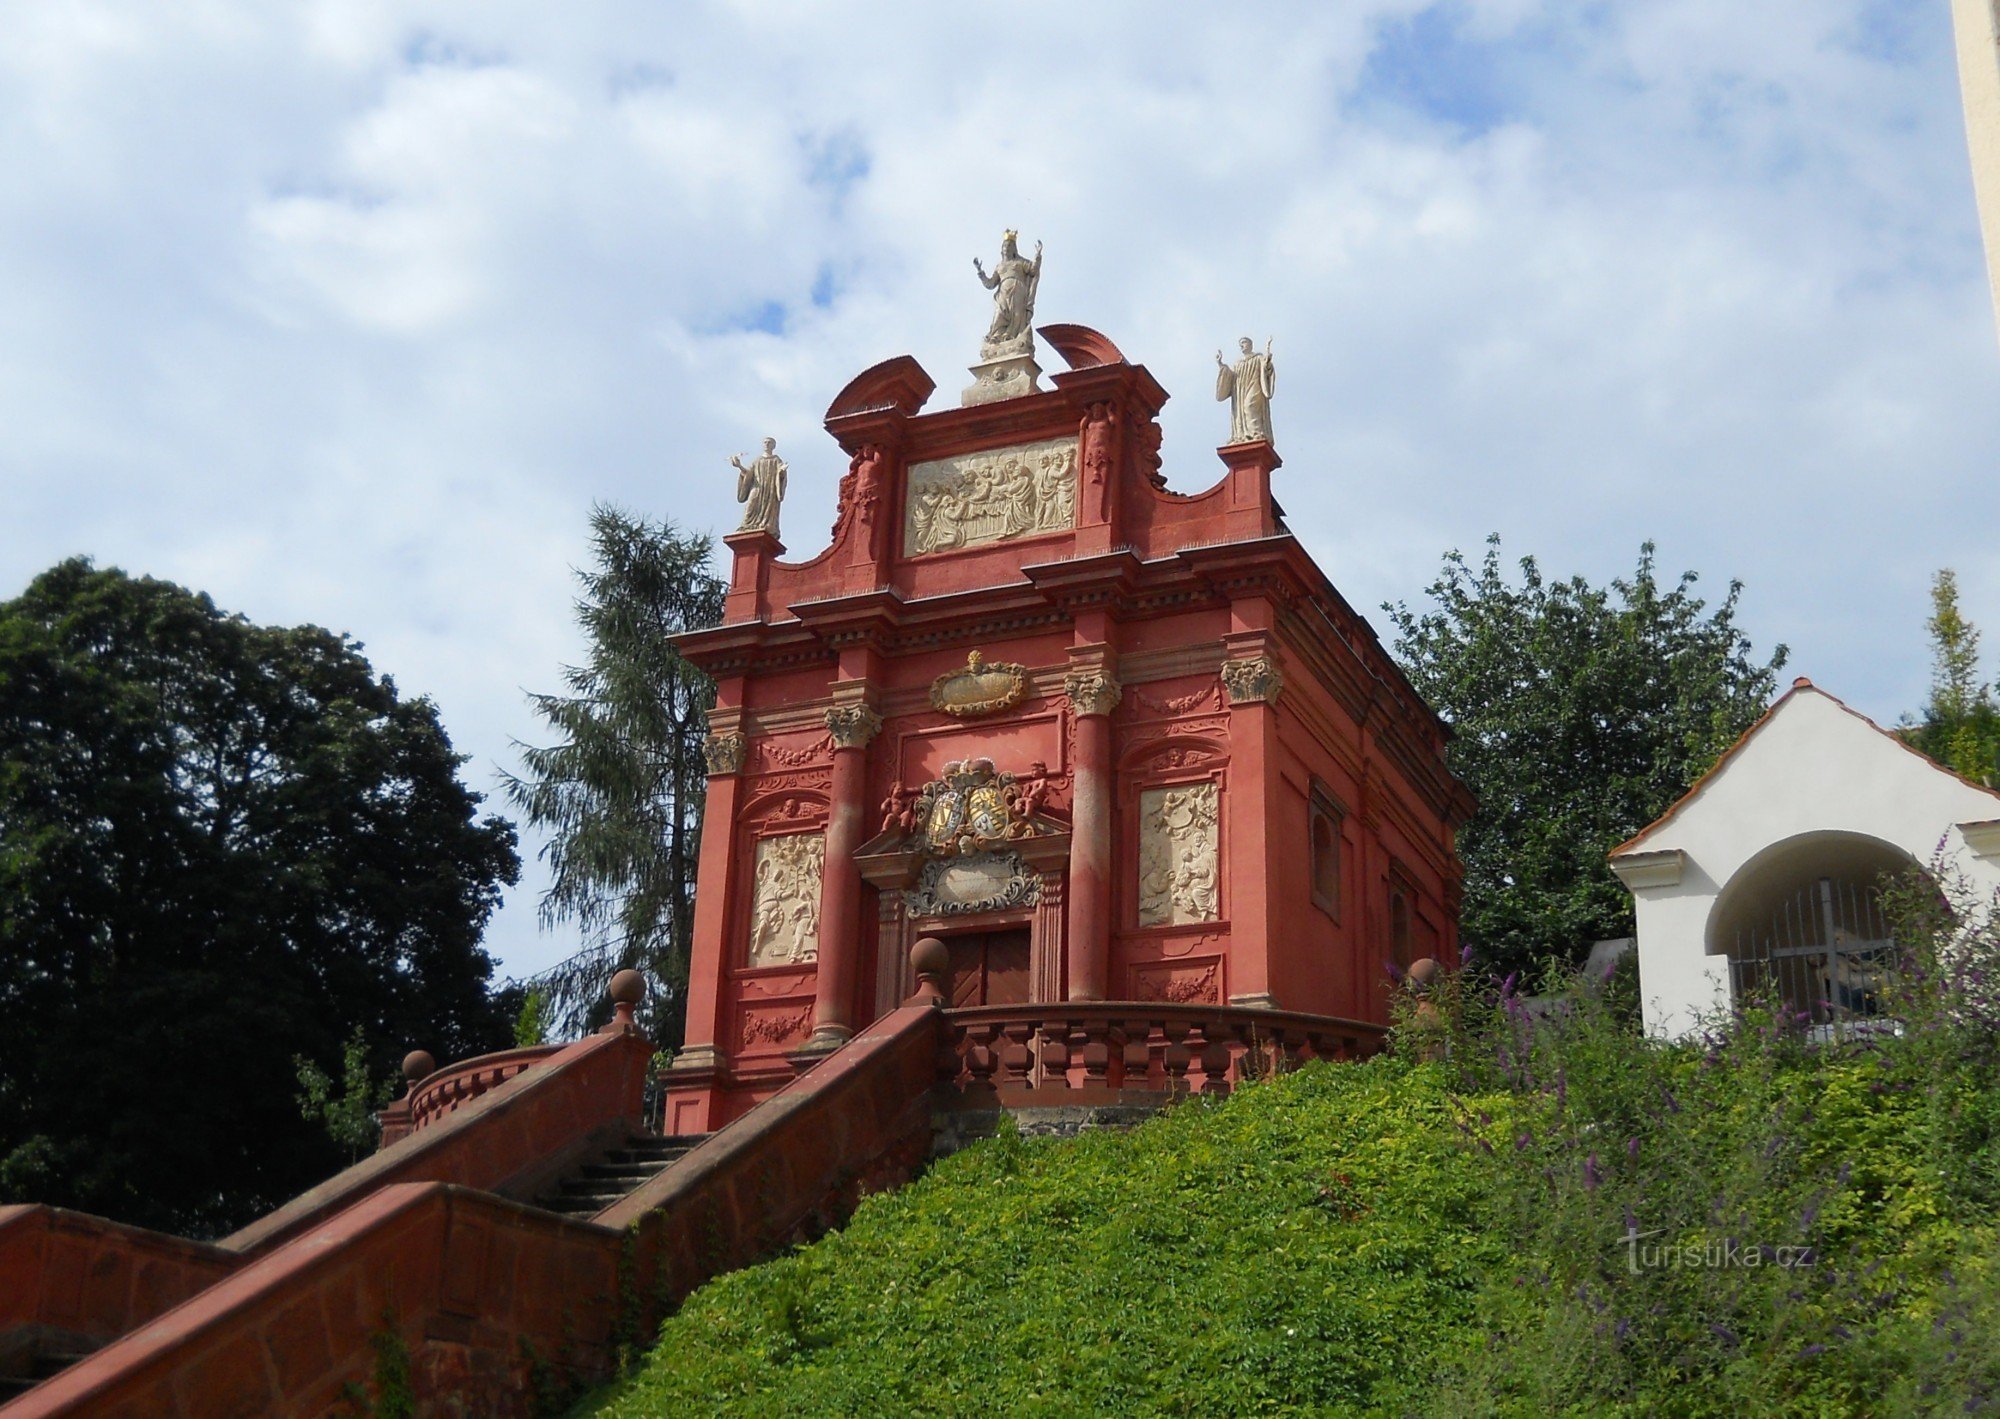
[663, 320, 1474, 1132]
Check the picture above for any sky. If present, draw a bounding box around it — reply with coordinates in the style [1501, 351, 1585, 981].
[3, 1, 1996, 984]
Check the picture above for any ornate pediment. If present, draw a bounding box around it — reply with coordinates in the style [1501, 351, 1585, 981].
[929, 650, 1028, 719]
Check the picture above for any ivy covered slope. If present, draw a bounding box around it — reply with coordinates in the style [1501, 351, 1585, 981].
[578, 948, 2000, 1419]
[584, 1059, 1500, 1417]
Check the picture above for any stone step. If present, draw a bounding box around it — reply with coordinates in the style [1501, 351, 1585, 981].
[532, 1133, 706, 1219]
[0, 1340, 102, 1401]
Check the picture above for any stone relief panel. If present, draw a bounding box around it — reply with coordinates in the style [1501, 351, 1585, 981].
[904, 437, 1077, 555]
[1137, 782, 1221, 927]
[747, 832, 825, 967]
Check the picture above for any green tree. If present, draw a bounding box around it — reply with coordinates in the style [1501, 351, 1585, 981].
[503, 505, 722, 1046]
[0, 558, 520, 1236]
[295, 1026, 394, 1163]
[1386, 537, 1786, 979]
[1902, 569, 1999, 785]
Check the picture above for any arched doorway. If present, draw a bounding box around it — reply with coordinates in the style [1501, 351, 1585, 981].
[1705, 832, 1917, 1031]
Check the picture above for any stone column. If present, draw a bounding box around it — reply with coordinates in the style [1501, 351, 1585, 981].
[1063, 666, 1121, 1001]
[808, 701, 882, 1046]
[1221, 652, 1284, 1008]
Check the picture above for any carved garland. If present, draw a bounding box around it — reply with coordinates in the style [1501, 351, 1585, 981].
[741, 1008, 813, 1046]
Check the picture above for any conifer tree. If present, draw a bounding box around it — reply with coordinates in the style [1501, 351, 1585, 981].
[1904, 569, 1999, 785]
[503, 505, 723, 1045]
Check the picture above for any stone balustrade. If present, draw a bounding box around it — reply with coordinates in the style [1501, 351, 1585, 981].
[392, 1044, 563, 1138]
[937, 1002, 1384, 1099]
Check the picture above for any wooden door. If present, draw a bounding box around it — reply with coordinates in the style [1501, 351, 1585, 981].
[945, 928, 1032, 1007]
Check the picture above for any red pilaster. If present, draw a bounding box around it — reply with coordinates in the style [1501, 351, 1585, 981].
[672, 707, 747, 1098]
[1221, 629, 1286, 1008]
[810, 699, 881, 1044]
[1064, 648, 1120, 1001]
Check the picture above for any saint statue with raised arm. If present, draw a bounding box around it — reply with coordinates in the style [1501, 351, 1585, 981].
[973, 230, 1044, 357]
[730, 437, 788, 537]
[1215, 336, 1276, 445]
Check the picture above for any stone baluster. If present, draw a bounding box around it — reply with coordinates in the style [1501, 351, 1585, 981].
[1118, 1020, 1153, 1090]
[1077, 1020, 1112, 1089]
[1161, 1019, 1194, 1093]
[998, 1021, 1036, 1092]
[1038, 1019, 1072, 1087]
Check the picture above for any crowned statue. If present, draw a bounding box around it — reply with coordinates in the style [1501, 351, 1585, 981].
[973, 230, 1044, 357]
[1215, 336, 1276, 445]
[962, 230, 1047, 406]
[730, 437, 788, 537]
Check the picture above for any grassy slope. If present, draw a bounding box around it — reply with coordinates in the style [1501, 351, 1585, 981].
[579, 991, 2000, 1417]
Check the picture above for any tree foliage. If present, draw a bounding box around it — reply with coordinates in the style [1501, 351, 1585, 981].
[294, 1026, 394, 1163]
[1386, 537, 1786, 978]
[0, 558, 520, 1235]
[502, 505, 722, 1046]
[1901, 568, 1999, 786]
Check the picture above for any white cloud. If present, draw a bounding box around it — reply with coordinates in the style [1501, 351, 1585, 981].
[1, 0, 1993, 981]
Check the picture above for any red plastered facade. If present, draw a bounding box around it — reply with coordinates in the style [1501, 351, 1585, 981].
[663, 325, 1472, 1130]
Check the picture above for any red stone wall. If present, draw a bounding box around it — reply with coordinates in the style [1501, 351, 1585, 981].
[0, 1206, 239, 1345]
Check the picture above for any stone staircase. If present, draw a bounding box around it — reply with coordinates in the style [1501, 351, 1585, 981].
[534, 1133, 706, 1219]
[0, 1334, 102, 1406]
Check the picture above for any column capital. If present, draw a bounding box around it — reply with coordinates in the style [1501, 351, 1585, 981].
[1063, 668, 1123, 718]
[702, 731, 748, 776]
[1221, 654, 1283, 706]
[824, 702, 883, 749]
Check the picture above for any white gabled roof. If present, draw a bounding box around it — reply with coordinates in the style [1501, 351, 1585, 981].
[1610, 677, 2000, 860]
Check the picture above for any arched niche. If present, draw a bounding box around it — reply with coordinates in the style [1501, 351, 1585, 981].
[1703, 830, 1918, 958]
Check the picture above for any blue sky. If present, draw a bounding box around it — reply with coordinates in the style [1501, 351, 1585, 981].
[2, 1, 1995, 983]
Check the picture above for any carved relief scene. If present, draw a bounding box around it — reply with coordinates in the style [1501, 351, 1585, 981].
[1137, 782, 1221, 927]
[746, 832, 825, 967]
[904, 437, 1077, 555]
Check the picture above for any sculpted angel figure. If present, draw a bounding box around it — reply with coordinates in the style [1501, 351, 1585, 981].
[1215, 336, 1276, 444]
[973, 230, 1043, 354]
[730, 437, 788, 536]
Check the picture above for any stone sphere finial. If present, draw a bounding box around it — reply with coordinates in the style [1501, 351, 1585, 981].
[909, 936, 951, 1007]
[401, 1050, 435, 1092]
[609, 970, 646, 1006]
[1405, 957, 1442, 992]
[604, 968, 646, 1036]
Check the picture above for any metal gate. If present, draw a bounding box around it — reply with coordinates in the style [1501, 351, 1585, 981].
[1730, 876, 1895, 1035]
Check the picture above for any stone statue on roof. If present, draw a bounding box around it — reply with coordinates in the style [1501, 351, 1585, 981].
[974, 231, 1044, 356]
[730, 437, 787, 537]
[1216, 336, 1276, 445]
